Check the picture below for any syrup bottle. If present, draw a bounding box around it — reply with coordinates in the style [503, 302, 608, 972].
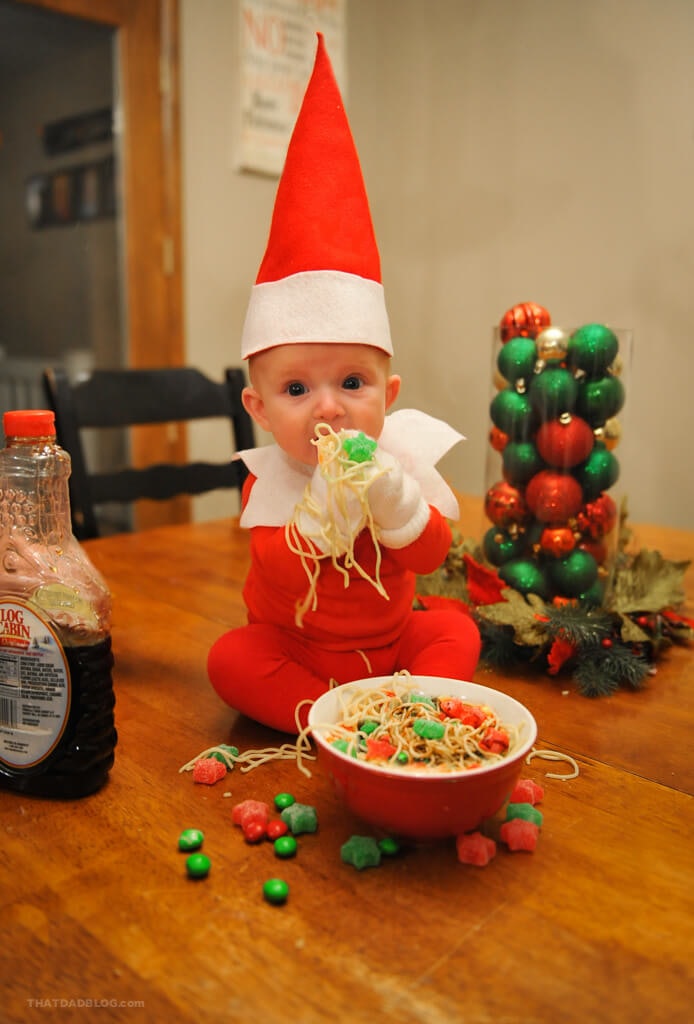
[0, 410, 116, 797]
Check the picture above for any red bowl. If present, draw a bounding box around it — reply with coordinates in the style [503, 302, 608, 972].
[308, 676, 538, 840]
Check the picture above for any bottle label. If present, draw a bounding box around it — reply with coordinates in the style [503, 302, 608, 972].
[0, 599, 70, 770]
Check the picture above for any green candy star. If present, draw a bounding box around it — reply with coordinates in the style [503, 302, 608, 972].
[280, 802, 318, 835]
[341, 432, 377, 464]
[340, 835, 382, 870]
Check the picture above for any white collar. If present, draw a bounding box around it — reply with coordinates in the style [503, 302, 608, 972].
[237, 408, 464, 528]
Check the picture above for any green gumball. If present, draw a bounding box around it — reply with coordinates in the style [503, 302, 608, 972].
[490, 388, 536, 440]
[483, 527, 525, 567]
[497, 336, 538, 384]
[548, 549, 599, 597]
[502, 441, 545, 486]
[529, 367, 578, 421]
[499, 558, 551, 599]
[568, 324, 619, 378]
[574, 444, 620, 502]
[575, 375, 625, 427]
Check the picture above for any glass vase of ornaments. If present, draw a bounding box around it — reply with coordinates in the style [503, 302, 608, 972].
[483, 301, 632, 608]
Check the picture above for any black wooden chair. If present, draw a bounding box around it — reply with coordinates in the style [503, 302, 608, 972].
[42, 365, 256, 540]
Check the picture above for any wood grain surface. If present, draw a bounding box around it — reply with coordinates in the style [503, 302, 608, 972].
[2, 504, 692, 1024]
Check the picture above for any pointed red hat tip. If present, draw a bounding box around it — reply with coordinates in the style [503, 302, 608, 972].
[255, 32, 381, 286]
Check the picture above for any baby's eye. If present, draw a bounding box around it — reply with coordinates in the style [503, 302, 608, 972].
[287, 381, 307, 396]
[342, 375, 363, 391]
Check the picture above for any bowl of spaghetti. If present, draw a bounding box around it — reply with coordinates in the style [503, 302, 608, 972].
[307, 675, 537, 840]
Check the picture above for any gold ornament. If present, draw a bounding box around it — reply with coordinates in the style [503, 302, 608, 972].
[536, 327, 569, 363]
[603, 417, 622, 450]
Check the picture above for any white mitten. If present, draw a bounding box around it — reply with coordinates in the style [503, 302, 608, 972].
[294, 462, 367, 556]
[367, 450, 430, 548]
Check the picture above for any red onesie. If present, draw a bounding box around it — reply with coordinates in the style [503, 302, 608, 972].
[207, 473, 481, 733]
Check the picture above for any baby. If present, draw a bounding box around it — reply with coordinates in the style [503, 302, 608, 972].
[207, 35, 480, 732]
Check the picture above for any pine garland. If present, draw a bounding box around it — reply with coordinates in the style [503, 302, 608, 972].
[416, 524, 692, 698]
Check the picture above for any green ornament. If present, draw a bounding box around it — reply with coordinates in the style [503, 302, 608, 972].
[568, 324, 619, 378]
[574, 445, 619, 501]
[529, 367, 578, 421]
[483, 526, 525, 566]
[576, 375, 625, 427]
[580, 579, 606, 606]
[548, 549, 598, 597]
[498, 558, 550, 599]
[490, 388, 537, 440]
[502, 440, 545, 486]
[497, 336, 538, 383]
[523, 521, 544, 553]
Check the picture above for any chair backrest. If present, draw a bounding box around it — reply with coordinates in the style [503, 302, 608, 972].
[42, 366, 256, 540]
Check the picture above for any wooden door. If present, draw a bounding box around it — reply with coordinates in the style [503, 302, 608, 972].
[21, 0, 188, 529]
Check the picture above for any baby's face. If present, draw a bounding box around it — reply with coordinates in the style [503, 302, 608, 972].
[242, 343, 401, 465]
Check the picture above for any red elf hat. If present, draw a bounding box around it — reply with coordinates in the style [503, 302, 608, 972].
[241, 33, 392, 359]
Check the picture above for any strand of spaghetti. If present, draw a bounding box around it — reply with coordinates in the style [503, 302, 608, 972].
[526, 748, 580, 779]
[178, 745, 237, 773]
[310, 677, 519, 772]
[286, 423, 389, 627]
[236, 744, 316, 773]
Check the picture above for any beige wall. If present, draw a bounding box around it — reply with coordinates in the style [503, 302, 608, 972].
[181, 0, 694, 531]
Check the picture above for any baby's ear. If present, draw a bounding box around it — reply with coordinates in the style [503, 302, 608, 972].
[241, 386, 271, 431]
[385, 373, 401, 410]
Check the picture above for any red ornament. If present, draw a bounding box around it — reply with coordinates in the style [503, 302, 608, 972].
[539, 526, 577, 558]
[535, 416, 595, 469]
[578, 538, 608, 565]
[576, 493, 618, 539]
[525, 470, 583, 524]
[489, 425, 509, 453]
[499, 302, 551, 343]
[484, 480, 529, 528]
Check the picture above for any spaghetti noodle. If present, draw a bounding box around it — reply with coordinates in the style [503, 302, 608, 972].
[526, 748, 580, 779]
[311, 675, 521, 774]
[285, 424, 390, 627]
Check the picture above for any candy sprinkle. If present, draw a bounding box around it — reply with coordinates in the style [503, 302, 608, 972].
[263, 878, 289, 905]
[274, 835, 298, 859]
[274, 792, 295, 811]
[186, 853, 211, 879]
[178, 828, 204, 852]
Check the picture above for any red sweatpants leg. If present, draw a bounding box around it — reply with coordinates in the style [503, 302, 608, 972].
[208, 609, 481, 735]
[395, 608, 481, 681]
[207, 624, 386, 734]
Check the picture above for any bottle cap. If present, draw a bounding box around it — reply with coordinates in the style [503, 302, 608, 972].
[3, 409, 56, 438]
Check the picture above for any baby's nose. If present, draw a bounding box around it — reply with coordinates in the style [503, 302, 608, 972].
[313, 387, 345, 420]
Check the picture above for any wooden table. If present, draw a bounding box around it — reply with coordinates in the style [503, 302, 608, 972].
[2, 501, 693, 1024]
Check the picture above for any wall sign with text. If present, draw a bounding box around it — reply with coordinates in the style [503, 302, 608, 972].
[237, 0, 346, 177]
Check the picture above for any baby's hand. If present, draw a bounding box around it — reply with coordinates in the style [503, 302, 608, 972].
[294, 463, 367, 555]
[367, 450, 429, 548]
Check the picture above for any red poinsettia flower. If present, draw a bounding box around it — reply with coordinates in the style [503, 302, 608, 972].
[547, 636, 577, 675]
[463, 554, 507, 606]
